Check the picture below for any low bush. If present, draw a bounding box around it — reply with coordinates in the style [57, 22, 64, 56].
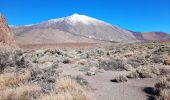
[154, 76, 170, 100]
[154, 47, 170, 55]
[123, 64, 134, 71]
[99, 59, 125, 71]
[0, 48, 32, 73]
[111, 75, 128, 82]
[62, 59, 70, 64]
[127, 56, 147, 68]
[151, 55, 165, 64]
[127, 66, 160, 78]
[164, 56, 170, 65]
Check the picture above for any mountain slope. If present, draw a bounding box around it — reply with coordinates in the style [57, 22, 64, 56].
[132, 31, 170, 41]
[11, 14, 138, 44]
[14, 28, 95, 44]
[0, 13, 16, 47]
[141, 32, 170, 41]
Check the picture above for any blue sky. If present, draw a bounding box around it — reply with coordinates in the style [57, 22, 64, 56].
[0, 0, 170, 33]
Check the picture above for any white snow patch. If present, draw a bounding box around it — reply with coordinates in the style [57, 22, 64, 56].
[48, 13, 112, 26]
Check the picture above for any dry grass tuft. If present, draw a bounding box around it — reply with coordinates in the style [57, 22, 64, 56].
[40, 77, 92, 100]
[0, 84, 41, 100]
[164, 55, 170, 65]
[41, 92, 73, 100]
[155, 75, 170, 100]
[0, 70, 31, 88]
[158, 89, 170, 100]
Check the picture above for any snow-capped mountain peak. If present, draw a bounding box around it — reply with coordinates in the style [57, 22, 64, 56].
[48, 13, 107, 25]
[67, 13, 108, 25]
[66, 13, 97, 24]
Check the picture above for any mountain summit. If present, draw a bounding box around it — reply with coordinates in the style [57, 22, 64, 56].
[49, 13, 109, 25]
[11, 13, 138, 44]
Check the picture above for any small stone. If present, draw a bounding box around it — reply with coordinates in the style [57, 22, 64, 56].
[86, 71, 95, 76]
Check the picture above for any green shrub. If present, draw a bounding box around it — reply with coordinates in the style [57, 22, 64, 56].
[154, 47, 170, 55]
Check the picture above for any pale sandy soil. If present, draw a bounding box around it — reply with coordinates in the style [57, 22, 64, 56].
[60, 64, 157, 100]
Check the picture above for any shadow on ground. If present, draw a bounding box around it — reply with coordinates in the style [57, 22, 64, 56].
[143, 87, 157, 100]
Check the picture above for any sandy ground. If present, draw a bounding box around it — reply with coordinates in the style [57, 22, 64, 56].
[60, 64, 157, 100]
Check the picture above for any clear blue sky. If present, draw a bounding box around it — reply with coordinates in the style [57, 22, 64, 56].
[0, 0, 170, 33]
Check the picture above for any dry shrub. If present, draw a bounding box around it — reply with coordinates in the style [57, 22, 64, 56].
[78, 59, 87, 65]
[151, 55, 165, 64]
[68, 58, 77, 64]
[1, 84, 41, 100]
[164, 55, 170, 65]
[127, 56, 147, 68]
[111, 75, 128, 82]
[0, 70, 31, 88]
[123, 64, 134, 71]
[158, 89, 170, 100]
[99, 59, 125, 71]
[154, 47, 170, 55]
[155, 76, 170, 100]
[127, 66, 160, 78]
[0, 48, 32, 73]
[62, 59, 70, 64]
[40, 77, 92, 100]
[155, 76, 170, 89]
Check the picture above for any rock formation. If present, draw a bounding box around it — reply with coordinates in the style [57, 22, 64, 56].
[0, 13, 16, 47]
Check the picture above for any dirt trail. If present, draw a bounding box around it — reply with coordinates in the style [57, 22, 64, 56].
[61, 64, 156, 100]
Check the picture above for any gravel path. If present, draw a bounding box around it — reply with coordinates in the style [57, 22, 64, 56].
[61, 64, 157, 100]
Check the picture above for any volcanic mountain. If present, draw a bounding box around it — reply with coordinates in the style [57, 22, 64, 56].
[132, 31, 170, 41]
[11, 14, 138, 44]
[0, 13, 15, 47]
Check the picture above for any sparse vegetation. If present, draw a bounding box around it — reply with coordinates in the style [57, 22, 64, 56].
[1, 42, 170, 99]
[123, 64, 134, 71]
[127, 56, 147, 68]
[154, 75, 170, 100]
[99, 59, 125, 71]
[152, 55, 165, 64]
[154, 47, 170, 55]
[127, 66, 160, 78]
[40, 77, 92, 100]
[111, 75, 128, 82]
[164, 55, 170, 65]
